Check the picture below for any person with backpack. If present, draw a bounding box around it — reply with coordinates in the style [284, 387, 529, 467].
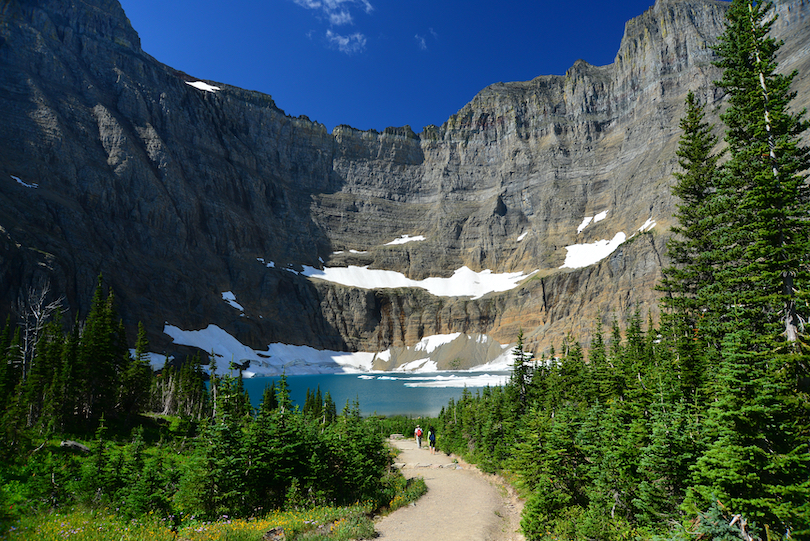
[428, 426, 436, 454]
[414, 425, 423, 448]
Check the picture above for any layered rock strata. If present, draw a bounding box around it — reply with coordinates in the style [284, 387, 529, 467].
[0, 0, 807, 367]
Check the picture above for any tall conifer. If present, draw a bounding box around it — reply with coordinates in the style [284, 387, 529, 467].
[686, 1, 810, 535]
[660, 91, 724, 405]
[709, 0, 810, 344]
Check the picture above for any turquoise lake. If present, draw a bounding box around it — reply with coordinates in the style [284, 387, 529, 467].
[240, 371, 511, 418]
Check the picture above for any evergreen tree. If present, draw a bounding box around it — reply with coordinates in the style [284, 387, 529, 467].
[275, 374, 293, 414]
[511, 330, 532, 414]
[19, 317, 64, 430]
[660, 90, 723, 337]
[77, 276, 128, 421]
[0, 317, 14, 410]
[259, 382, 278, 416]
[322, 391, 336, 424]
[686, 2, 810, 535]
[709, 0, 810, 344]
[119, 322, 153, 418]
[584, 316, 610, 404]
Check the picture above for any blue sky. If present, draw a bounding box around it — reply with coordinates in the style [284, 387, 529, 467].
[118, 0, 661, 133]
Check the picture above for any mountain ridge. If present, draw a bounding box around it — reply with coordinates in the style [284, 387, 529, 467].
[1, 0, 808, 370]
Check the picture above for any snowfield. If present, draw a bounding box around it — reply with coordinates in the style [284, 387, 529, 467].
[300, 265, 536, 300]
[563, 215, 657, 269]
[158, 324, 514, 382]
[168, 214, 657, 382]
[561, 232, 627, 269]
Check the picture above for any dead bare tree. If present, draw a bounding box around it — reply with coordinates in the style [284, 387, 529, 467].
[16, 279, 64, 381]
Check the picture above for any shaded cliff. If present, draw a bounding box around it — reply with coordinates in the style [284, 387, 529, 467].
[0, 0, 808, 365]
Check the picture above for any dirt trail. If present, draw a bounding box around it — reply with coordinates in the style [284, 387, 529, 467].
[374, 437, 525, 541]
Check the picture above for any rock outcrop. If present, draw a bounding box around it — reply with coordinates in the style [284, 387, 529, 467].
[0, 0, 808, 366]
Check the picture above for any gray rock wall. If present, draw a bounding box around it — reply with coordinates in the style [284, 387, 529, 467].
[0, 0, 807, 363]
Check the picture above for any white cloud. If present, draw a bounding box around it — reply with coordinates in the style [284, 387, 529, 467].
[294, 0, 373, 26]
[329, 10, 353, 25]
[294, 0, 373, 52]
[415, 34, 427, 50]
[326, 30, 367, 53]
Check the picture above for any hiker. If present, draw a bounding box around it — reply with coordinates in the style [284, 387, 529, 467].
[428, 426, 436, 454]
[414, 425, 423, 448]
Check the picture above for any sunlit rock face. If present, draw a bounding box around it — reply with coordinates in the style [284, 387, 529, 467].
[0, 0, 808, 368]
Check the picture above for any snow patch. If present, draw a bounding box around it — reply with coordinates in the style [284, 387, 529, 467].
[163, 324, 377, 376]
[222, 291, 244, 311]
[576, 209, 609, 234]
[393, 358, 438, 372]
[257, 258, 534, 299]
[357, 373, 510, 388]
[577, 217, 593, 234]
[385, 235, 426, 246]
[517, 231, 528, 242]
[403, 373, 510, 388]
[300, 265, 535, 300]
[560, 232, 627, 269]
[414, 333, 462, 353]
[162, 325, 513, 378]
[638, 217, 656, 232]
[11, 175, 37, 189]
[186, 80, 221, 92]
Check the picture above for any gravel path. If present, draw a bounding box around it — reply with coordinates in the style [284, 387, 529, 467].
[374, 437, 525, 541]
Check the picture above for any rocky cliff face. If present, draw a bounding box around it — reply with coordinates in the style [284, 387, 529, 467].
[0, 0, 808, 368]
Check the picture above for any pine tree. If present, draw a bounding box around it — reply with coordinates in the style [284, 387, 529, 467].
[659, 91, 724, 406]
[511, 330, 532, 414]
[322, 391, 336, 424]
[0, 317, 14, 410]
[584, 316, 610, 404]
[119, 322, 153, 417]
[275, 374, 293, 415]
[259, 382, 278, 417]
[77, 276, 128, 421]
[710, 0, 810, 345]
[687, 2, 810, 534]
[660, 91, 723, 320]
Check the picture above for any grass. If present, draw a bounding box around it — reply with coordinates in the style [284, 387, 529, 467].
[2, 467, 428, 541]
[3, 506, 372, 541]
